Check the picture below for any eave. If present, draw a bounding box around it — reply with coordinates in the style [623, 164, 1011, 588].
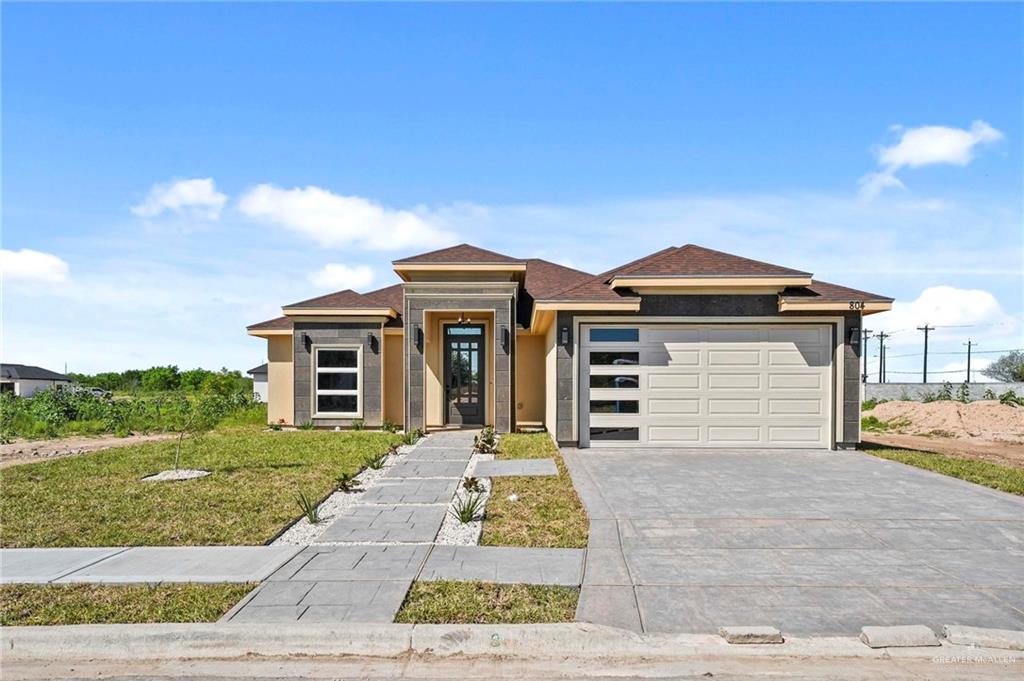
[778, 300, 893, 314]
[393, 263, 527, 281]
[610, 275, 813, 290]
[528, 299, 641, 330]
[281, 307, 398, 318]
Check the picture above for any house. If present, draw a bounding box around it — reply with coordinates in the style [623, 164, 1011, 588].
[247, 244, 892, 448]
[0, 363, 73, 397]
[248, 363, 269, 403]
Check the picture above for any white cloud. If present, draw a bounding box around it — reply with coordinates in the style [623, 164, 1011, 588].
[859, 121, 1004, 200]
[936, 357, 997, 384]
[237, 184, 457, 250]
[0, 248, 70, 284]
[132, 178, 228, 220]
[871, 285, 1019, 345]
[308, 263, 375, 290]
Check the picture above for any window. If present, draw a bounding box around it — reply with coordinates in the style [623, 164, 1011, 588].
[589, 328, 639, 343]
[590, 400, 639, 414]
[314, 347, 361, 416]
[590, 427, 639, 442]
[589, 351, 639, 366]
[590, 374, 639, 389]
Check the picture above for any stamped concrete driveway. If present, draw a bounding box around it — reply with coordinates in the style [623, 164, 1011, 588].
[563, 447, 1024, 636]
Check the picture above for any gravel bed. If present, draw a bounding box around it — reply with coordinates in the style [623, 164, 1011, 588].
[435, 450, 494, 546]
[272, 436, 423, 546]
[141, 468, 211, 482]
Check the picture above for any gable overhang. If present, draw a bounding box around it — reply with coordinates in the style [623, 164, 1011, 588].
[528, 299, 641, 330]
[392, 263, 527, 281]
[281, 307, 398, 319]
[247, 328, 293, 339]
[778, 299, 893, 314]
[610, 275, 813, 291]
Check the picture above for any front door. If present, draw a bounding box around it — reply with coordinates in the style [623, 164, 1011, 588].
[444, 324, 485, 425]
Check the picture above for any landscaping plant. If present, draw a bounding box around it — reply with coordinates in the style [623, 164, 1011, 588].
[999, 389, 1024, 407]
[366, 450, 390, 470]
[474, 426, 498, 453]
[295, 491, 321, 524]
[335, 471, 361, 493]
[351, 419, 365, 431]
[450, 492, 485, 524]
[956, 382, 971, 403]
[462, 476, 485, 494]
[381, 420, 399, 433]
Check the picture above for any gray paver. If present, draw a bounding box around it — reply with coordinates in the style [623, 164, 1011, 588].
[269, 545, 429, 582]
[53, 546, 303, 584]
[564, 447, 1024, 636]
[316, 505, 446, 543]
[361, 478, 459, 505]
[0, 548, 128, 584]
[582, 548, 632, 586]
[419, 546, 585, 586]
[403, 447, 474, 462]
[473, 458, 558, 477]
[383, 460, 468, 479]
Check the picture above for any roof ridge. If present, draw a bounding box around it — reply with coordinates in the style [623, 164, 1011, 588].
[541, 246, 676, 299]
[393, 242, 524, 264]
[525, 257, 594, 278]
[674, 244, 812, 276]
[610, 245, 684, 278]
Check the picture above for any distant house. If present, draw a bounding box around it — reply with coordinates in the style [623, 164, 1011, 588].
[248, 363, 268, 403]
[0, 364, 72, 397]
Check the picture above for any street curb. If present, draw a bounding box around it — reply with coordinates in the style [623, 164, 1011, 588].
[3, 622, 1015, 662]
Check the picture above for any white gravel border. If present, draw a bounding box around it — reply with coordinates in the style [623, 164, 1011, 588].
[435, 450, 494, 545]
[272, 436, 422, 546]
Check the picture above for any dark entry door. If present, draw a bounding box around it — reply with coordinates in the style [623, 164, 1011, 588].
[444, 324, 485, 425]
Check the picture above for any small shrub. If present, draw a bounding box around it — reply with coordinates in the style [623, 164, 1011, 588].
[269, 421, 282, 431]
[297, 421, 316, 431]
[937, 382, 953, 401]
[920, 390, 938, 403]
[999, 390, 1024, 407]
[474, 426, 498, 453]
[983, 388, 997, 400]
[381, 420, 399, 433]
[402, 430, 422, 446]
[956, 383, 971, 403]
[450, 493, 485, 524]
[366, 450, 390, 470]
[862, 398, 887, 411]
[351, 419, 365, 431]
[296, 491, 321, 524]
[462, 476, 485, 494]
[861, 415, 888, 432]
[335, 472, 362, 493]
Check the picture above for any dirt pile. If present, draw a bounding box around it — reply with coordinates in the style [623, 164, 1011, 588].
[866, 400, 1024, 442]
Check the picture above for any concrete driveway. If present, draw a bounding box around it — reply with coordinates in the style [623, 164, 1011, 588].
[562, 447, 1024, 636]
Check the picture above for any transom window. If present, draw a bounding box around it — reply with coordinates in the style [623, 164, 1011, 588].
[589, 327, 639, 343]
[314, 347, 361, 417]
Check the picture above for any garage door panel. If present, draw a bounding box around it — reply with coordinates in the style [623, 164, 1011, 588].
[581, 323, 833, 449]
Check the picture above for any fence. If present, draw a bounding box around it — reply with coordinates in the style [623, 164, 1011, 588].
[864, 382, 1024, 402]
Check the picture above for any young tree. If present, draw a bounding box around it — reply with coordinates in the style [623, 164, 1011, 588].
[981, 351, 1024, 383]
[172, 393, 226, 471]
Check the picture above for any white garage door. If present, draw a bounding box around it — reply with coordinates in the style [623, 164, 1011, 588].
[579, 324, 833, 448]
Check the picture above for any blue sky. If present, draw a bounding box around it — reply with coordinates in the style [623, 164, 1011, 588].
[3, 2, 1021, 381]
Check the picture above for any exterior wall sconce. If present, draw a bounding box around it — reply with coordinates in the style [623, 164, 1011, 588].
[559, 326, 569, 346]
[301, 332, 311, 351]
[411, 324, 423, 352]
[849, 327, 860, 346]
[367, 331, 378, 354]
[501, 325, 510, 352]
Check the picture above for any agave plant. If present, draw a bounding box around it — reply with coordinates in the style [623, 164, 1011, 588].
[335, 471, 362, 493]
[296, 491, 321, 524]
[366, 450, 390, 470]
[450, 492, 485, 524]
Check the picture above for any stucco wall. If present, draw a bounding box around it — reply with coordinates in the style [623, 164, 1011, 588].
[553, 296, 863, 448]
[293, 321, 383, 427]
[515, 333, 546, 424]
[383, 333, 405, 426]
[266, 335, 294, 424]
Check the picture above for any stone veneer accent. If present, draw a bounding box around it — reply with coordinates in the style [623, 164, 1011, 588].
[555, 295, 863, 447]
[403, 285, 516, 433]
[293, 321, 384, 427]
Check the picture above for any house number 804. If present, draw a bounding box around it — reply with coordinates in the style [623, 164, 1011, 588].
[849, 301, 865, 310]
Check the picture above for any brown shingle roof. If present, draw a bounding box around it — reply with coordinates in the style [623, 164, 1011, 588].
[781, 280, 893, 303]
[284, 289, 377, 309]
[610, 244, 811, 279]
[523, 259, 594, 299]
[247, 316, 293, 331]
[393, 243, 525, 264]
[362, 283, 404, 309]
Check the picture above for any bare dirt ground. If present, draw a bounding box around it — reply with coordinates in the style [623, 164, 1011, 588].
[863, 400, 1024, 468]
[0, 433, 175, 469]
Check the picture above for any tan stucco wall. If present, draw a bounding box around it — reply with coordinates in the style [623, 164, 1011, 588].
[515, 333, 545, 424]
[267, 335, 294, 425]
[424, 311, 495, 428]
[383, 333, 404, 426]
[544, 321, 557, 435]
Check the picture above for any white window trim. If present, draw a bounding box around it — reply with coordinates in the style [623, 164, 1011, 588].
[312, 344, 363, 419]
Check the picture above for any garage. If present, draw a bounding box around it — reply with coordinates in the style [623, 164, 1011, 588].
[579, 323, 834, 448]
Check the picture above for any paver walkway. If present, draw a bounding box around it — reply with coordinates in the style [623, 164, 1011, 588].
[564, 446, 1024, 636]
[473, 458, 558, 477]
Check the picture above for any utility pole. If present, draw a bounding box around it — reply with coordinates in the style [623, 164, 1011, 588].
[917, 324, 935, 383]
[876, 332, 889, 384]
[964, 339, 976, 383]
[862, 329, 873, 383]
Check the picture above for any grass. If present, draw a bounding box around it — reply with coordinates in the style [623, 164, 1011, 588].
[0, 424, 402, 547]
[863, 445, 1024, 496]
[479, 433, 589, 548]
[0, 583, 253, 626]
[394, 580, 579, 624]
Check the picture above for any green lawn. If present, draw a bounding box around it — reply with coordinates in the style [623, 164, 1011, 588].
[863, 445, 1024, 496]
[395, 580, 579, 624]
[0, 425, 401, 547]
[480, 433, 589, 549]
[0, 583, 253, 625]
